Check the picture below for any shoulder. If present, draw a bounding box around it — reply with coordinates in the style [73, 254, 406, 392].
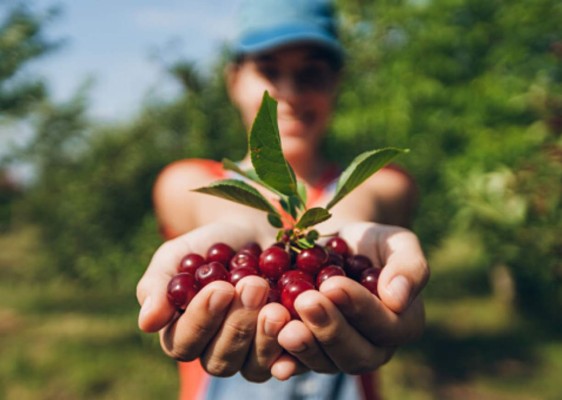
[369, 164, 418, 200]
[366, 164, 419, 227]
[155, 159, 225, 188]
[153, 158, 226, 239]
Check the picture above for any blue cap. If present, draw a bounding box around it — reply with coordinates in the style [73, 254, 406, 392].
[233, 0, 343, 61]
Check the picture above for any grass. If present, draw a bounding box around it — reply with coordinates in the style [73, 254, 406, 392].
[1, 226, 561, 399]
[0, 227, 178, 400]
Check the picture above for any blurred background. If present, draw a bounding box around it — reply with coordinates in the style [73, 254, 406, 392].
[1, 0, 561, 399]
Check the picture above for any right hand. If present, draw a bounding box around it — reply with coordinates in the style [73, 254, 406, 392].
[136, 222, 293, 382]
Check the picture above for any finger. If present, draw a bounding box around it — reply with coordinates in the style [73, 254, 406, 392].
[294, 289, 395, 374]
[270, 353, 309, 381]
[339, 223, 430, 313]
[240, 302, 291, 382]
[160, 280, 235, 361]
[320, 276, 425, 345]
[200, 276, 269, 377]
[277, 319, 338, 374]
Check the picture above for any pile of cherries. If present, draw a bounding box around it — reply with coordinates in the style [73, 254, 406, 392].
[167, 237, 381, 319]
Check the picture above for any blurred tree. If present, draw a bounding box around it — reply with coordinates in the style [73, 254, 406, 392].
[333, 0, 562, 327]
[0, 1, 60, 229]
[0, 2, 59, 117]
[20, 52, 247, 286]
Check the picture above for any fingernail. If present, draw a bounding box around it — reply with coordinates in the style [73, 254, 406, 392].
[240, 282, 267, 310]
[264, 318, 283, 337]
[386, 275, 411, 309]
[139, 296, 152, 320]
[209, 290, 233, 313]
[306, 304, 330, 326]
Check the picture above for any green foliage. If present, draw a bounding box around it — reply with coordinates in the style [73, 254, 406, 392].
[0, 2, 59, 117]
[17, 55, 246, 286]
[5, 0, 560, 330]
[333, 0, 562, 327]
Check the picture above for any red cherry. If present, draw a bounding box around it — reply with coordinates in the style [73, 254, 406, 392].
[360, 267, 381, 296]
[316, 265, 346, 288]
[259, 246, 291, 280]
[277, 270, 314, 291]
[325, 236, 350, 257]
[195, 261, 229, 287]
[281, 279, 315, 320]
[229, 266, 258, 286]
[345, 254, 373, 280]
[295, 245, 328, 275]
[167, 272, 199, 311]
[229, 251, 259, 271]
[325, 252, 345, 267]
[239, 241, 262, 258]
[178, 253, 206, 274]
[206, 242, 235, 266]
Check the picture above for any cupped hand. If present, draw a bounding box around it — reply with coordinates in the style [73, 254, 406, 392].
[136, 221, 291, 382]
[272, 222, 429, 378]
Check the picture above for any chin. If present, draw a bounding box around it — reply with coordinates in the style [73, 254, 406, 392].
[280, 136, 316, 158]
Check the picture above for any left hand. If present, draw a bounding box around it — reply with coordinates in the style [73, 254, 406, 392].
[270, 222, 429, 379]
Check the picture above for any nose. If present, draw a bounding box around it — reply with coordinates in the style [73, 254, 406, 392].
[270, 74, 301, 103]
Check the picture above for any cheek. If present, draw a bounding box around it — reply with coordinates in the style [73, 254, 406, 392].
[236, 76, 273, 127]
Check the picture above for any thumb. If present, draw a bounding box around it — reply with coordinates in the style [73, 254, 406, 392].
[377, 229, 429, 313]
[136, 241, 183, 332]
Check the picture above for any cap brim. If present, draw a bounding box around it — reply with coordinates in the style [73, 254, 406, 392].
[235, 24, 343, 59]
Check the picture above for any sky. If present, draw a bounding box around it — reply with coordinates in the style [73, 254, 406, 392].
[31, 0, 243, 121]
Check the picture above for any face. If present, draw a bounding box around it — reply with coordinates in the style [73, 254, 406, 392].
[227, 45, 340, 158]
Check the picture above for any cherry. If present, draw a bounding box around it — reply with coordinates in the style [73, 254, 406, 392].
[325, 236, 350, 257]
[178, 253, 206, 274]
[325, 252, 345, 267]
[167, 272, 199, 311]
[295, 245, 328, 275]
[229, 251, 259, 271]
[277, 269, 314, 291]
[281, 279, 315, 320]
[229, 266, 258, 286]
[206, 242, 235, 266]
[316, 265, 346, 288]
[195, 261, 229, 287]
[259, 246, 291, 280]
[345, 254, 373, 280]
[239, 241, 262, 258]
[360, 267, 381, 296]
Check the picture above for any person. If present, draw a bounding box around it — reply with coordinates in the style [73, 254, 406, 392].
[136, 0, 429, 399]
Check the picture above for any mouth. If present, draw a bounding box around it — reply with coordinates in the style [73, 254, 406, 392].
[278, 110, 315, 125]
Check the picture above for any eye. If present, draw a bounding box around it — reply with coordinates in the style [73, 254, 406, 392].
[256, 64, 280, 81]
[296, 66, 334, 91]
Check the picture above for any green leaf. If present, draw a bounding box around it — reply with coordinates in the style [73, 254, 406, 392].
[222, 157, 287, 198]
[193, 179, 280, 216]
[268, 213, 284, 228]
[296, 237, 315, 249]
[249, 92, 299, 198]
[296, 207, 332, 229]
[326, 147, 409, 210]
[297, 182, 308, 206]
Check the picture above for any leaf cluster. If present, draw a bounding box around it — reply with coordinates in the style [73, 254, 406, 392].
[194, 92, 407, 247]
